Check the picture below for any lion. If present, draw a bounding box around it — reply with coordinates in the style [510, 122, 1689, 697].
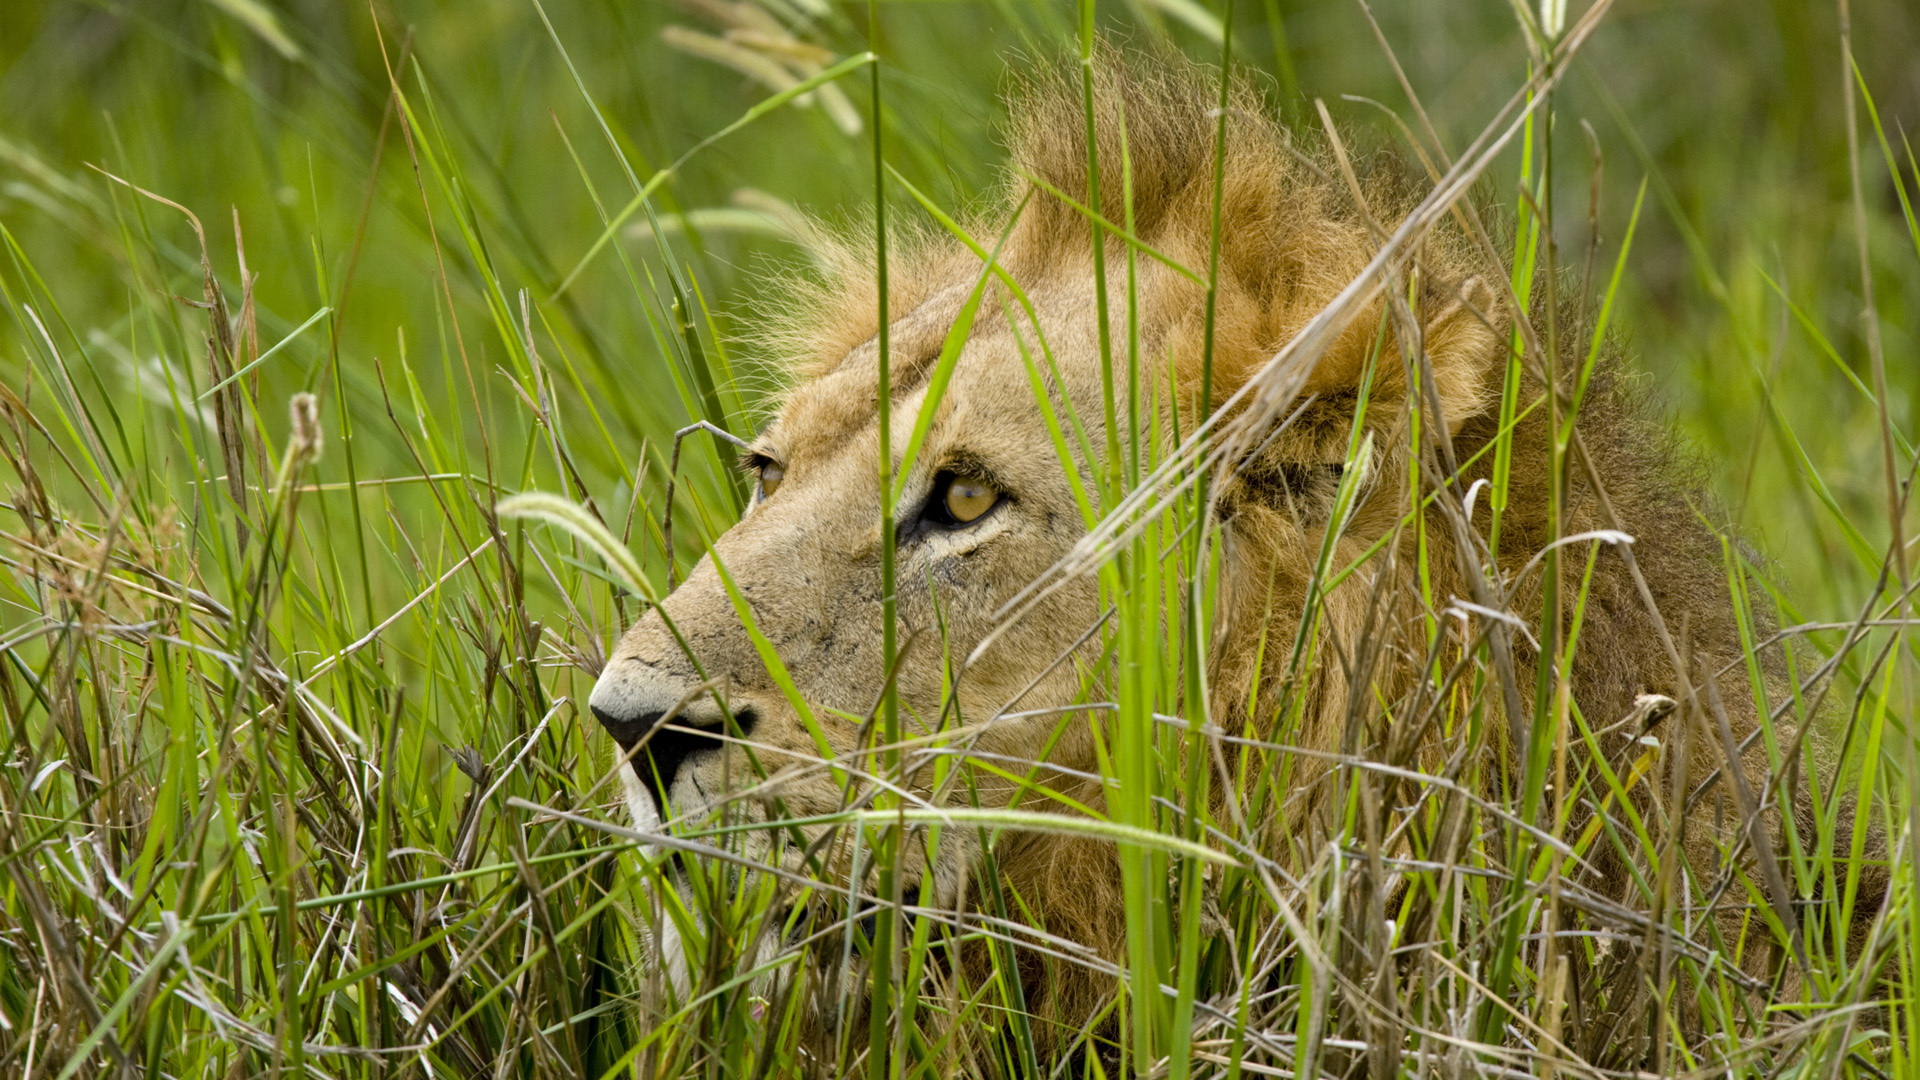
[586, 49, 1872, 1070]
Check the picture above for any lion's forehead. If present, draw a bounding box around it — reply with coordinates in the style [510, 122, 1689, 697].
[770, 298, 1104, 474]
[772, 366, 882, 463]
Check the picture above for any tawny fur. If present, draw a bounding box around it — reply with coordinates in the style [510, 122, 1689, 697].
[593, 47, 1853, 1069]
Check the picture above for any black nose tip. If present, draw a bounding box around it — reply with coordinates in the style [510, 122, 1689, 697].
[588, 705, 653, 748]
[590, 705, 758, 813]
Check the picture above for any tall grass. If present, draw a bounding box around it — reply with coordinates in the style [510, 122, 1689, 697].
[0, 1, 1915, 1077]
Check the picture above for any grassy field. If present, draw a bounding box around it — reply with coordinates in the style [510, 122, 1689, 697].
[1, 0, 1916, 1076]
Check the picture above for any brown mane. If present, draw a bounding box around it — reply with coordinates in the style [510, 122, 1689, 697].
[996, 49, 1782, 1057]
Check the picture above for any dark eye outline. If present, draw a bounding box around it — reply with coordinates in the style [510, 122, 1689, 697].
[919, 470, 1005, 530]
[741, 451, 784, 502]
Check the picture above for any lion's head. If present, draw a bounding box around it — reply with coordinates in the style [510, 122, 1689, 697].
[586, 49, 1783, 1058]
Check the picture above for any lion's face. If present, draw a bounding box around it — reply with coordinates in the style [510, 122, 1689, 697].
[588, 270, 1113, 899]
[584, 53, 1511, 1025]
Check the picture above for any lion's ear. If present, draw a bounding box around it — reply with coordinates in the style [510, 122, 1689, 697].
[1172, 181, 1510, 442]
[1289, 272, 1504, 437]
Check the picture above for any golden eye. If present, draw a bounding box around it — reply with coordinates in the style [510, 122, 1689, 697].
[943, 476, 999, 524]
[758, 463, 785, 500]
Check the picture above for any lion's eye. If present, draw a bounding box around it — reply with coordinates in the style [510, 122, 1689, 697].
[942, 476, 999, 524]
[758, 463, 785, 500]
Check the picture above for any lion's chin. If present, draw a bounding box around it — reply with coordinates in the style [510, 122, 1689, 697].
[618, 767, 663, 833]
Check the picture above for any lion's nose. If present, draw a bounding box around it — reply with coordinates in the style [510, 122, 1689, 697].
[587, 664, 756, 813]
